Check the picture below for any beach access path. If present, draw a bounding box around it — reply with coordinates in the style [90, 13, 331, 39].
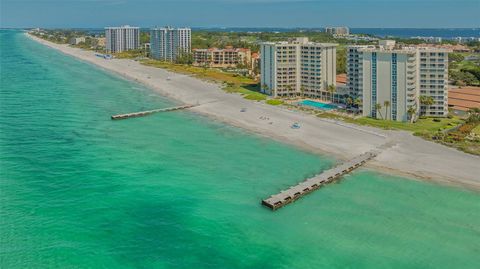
[27, 34, 480, 190]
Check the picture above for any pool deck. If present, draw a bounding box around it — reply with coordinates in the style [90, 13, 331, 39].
[298, 100, 340, 110]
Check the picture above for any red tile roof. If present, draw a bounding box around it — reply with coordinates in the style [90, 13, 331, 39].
[448, 86, 480, 111]
[336, 74, 347, 84]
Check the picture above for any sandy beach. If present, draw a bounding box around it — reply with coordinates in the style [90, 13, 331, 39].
[26, 33, 480, 190]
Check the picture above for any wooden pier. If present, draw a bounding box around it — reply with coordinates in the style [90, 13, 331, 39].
[111, 104, 196, 120]
[262, 150, 379, 211]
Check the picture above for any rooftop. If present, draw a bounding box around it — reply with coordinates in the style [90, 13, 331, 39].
[193, 47, 251, 53]
[336, 74, 347, 85]
[448, 86, 480, 112]
[105, 25, 139, 29]
[261, 37, 337, 48]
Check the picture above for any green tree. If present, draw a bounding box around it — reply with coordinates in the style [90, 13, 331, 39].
[140, 32, 150, 44]
[419, 95, 435, 115]
[354, 98, 362, 108]
[176, 51, 193, 64]
[327, 84, 336, 103]
[407, 106, 417, 123]
[261, 84, 270, 94]
[467, 108, 480, 123]
[354, 98, 362, 114]
[383, 100, 390, 120]
[448, 53, 465, 63]
[346, 97, 353, 108]
[300, 86, 306, 97]
[336, 47, 346, 74]
[450, 70, 479, 86]
[375, 103, 383, 120]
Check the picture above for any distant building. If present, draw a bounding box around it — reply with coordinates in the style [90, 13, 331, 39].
[105, 25, 140, 53]
[193, 47, 251, 68]
[378, 40, 396, 50]
[260, 37, 337, 98]
[251, 52, 260, 73]
[96, 37, 106, 47]
[410, 43, 471, 53]
[150, 27, 191, 62]
[69, 37, 86, 45]
[412, 36, 443, 43]
[347, 41, 450, 121]
[325, 27, 350, 36]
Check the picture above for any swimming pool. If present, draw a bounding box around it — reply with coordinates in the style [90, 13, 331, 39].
[298, 100, 338, 110]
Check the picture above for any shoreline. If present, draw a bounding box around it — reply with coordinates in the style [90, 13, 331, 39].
[25, 33, 480, 191]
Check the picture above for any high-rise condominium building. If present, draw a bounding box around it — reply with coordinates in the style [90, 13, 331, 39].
[260, 38, 337, 98]
[417, 48, 449, 117]
[150, 27, 191, 62]
[105, 26, 140, 53]
[347, 41, 449, 122]
[325, 27, 350, 36]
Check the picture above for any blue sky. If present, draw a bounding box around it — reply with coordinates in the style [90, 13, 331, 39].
[1, 0, 479, 28]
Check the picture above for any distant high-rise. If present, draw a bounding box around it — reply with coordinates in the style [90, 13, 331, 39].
[347, 41, 450, 122]
[150, 27, 191, 62]
[260, 38, 337, 98]
[104, 25, 140, 53]
[325, 27, 350, 36]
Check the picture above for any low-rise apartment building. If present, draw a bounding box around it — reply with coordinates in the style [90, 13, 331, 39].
[260, 38, 337, 98]
[193, 47, 251, 68]
[69, 37, 86, 45]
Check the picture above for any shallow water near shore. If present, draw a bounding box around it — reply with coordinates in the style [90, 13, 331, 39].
[1, 30, 480, 268]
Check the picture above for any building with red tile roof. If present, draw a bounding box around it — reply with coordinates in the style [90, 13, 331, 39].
[448, 86, 480, 112]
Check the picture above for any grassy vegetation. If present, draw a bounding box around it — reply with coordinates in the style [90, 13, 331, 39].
[140, 59, 266, 101]
[431, 121, 480, 156]
[314, 110, 480, 155]
[266, 99, 285, 106]
[113, 49, 146, 59]
[315, 112, 463, 133]
[449, 52, 480, 86]
[224, 85, 266, 101]
[472, 124, 480, 136]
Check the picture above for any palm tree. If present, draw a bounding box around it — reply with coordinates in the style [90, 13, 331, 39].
[327, 84, 336, 103]
[286, 85, 294, 98]
[346, 97, 353, 108]
[375, 103, 383, 120]
[407, 106, 417, 123]
[263, 84, 272, 95]
[261, 84, 268, 94]
[354, 98, 362, 114]
[383, 100, 390, 120]
[419, 95, 435, 115]
[354, 98, 362, 107]
[300, 86, 306, 98]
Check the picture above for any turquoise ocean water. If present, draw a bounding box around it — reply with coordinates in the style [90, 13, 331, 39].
[1, 30, 479, 268]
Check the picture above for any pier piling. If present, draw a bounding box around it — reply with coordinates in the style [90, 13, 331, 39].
[262, 150, 380, 211]
[111, 104, 196, 120]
